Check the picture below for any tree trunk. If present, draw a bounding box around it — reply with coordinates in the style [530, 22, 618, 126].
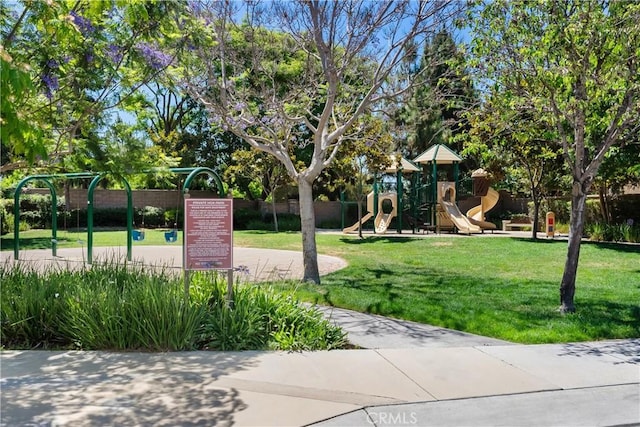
[298, 177, 320, 283]
[559, 181, 589, 313]
[598, 184, 611, 224]
[531, 196, 540, 241]
[271, 197, 279, 232]
[357, 195, 364, 239]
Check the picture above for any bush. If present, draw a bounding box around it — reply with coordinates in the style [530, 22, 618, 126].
[246, 219, 272, 231]
[163, 208, 183, 228]
[585, 222, 640, 243]
[0, 262, 346, 352]
[234, 208, 263, 230]
[195, 275, 346, 351]
[274, 213, 301, 232]
[528, 199, 571, 225]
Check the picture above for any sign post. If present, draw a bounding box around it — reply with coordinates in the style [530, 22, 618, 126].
[183, 198, 234, 304]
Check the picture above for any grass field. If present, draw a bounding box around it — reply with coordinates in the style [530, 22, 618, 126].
[3, 229, 639, 344]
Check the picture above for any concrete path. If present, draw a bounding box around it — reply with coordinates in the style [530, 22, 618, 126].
[1, 340, 638, 426]
[316, 306, 511, 349]
[0, 245, 348, 282]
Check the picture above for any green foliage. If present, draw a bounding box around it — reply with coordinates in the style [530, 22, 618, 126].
[233, 208, 263, 230]
[397, 30, 476, 159]
[136, 206, 165, 228]
[196, 275, 346, 351]
[0, 261, 346, 351]
[585, 223, 640, 243]
[1, 1, 184, 174]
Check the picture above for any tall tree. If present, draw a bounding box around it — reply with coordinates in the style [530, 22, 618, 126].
[396, 30, 475, 159]
[181, 0, 462, 283]
[469, 0, 639, 312]
[225, 149, 292, 231]
[463, 96, 565, 240]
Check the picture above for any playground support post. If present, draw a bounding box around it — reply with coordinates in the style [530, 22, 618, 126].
[454, 162, 460, 197]
[13, 176, 58, 259]
[87, 174, 133, 264]
[396, 170, 403, 233]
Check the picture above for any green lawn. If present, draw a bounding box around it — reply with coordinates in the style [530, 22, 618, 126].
[3, 229, 639, 344]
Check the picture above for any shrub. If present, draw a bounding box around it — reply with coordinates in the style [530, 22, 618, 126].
[274, 213, 301, 232]
[246, 219, 272, 231]
[233, 208, 263, 230]
[163, 208, 183, 228]
[623, 224, 640, 243]
[0, 262, 346, 352]
[195, 276, 346, 351]
[585, 222, 640, 243]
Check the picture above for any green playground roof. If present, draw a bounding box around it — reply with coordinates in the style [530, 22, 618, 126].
[413, 144, 463, 165]
[385, 154, 421, 173]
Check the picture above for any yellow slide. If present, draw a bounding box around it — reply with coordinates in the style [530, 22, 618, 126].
[466, 187, 499, 231]
[343, 212, 374, 233]
[438, 182, 482, 234]
[343, 191, 397, 234]
[374, 212, 393, 233]
[440, 199, 482, 234]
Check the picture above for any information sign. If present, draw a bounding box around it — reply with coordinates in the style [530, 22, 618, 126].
[184, 198, 233, 270]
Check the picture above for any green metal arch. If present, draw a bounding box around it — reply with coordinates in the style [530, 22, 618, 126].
[181, 167, 225, 197]
[13, 176, 58, 259]
[87, 174, 133, 264]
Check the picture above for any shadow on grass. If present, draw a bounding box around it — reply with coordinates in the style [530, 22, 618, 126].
[1, 236, 75, 251]
[301, 263, 640, 343]
[339, 236, 419, 245]
[512, 237, 640, 254]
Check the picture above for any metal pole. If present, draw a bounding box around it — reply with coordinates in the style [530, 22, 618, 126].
[396, 170, 403, 233]
[87, 174, 106, 264]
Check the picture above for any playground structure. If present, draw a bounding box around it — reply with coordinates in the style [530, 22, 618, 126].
[11, 167, 225, 264]
[343, 191, 398, 234]
[341, 145, 499, 235]
[466, 168, 499, 232]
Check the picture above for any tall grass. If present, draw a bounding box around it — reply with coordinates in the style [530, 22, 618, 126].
[0, 262, 346, 351]
[586, 222, 640, 243]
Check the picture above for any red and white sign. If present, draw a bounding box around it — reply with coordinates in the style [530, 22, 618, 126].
[184, 198, 233, 270]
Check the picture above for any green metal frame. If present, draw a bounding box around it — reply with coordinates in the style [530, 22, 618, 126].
[11, 167, 224, 264]
[87, 173, 133, 264]
[13, 172, 98, 260]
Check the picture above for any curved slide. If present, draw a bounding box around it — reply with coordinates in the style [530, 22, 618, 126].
[466, 187, 499, 231]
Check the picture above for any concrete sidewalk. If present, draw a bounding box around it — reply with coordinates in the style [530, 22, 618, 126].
[1, 339, 638, 426]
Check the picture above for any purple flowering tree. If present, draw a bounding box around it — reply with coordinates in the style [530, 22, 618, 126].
[1, 1, 184, 177]
[181, 0, 462, 283]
